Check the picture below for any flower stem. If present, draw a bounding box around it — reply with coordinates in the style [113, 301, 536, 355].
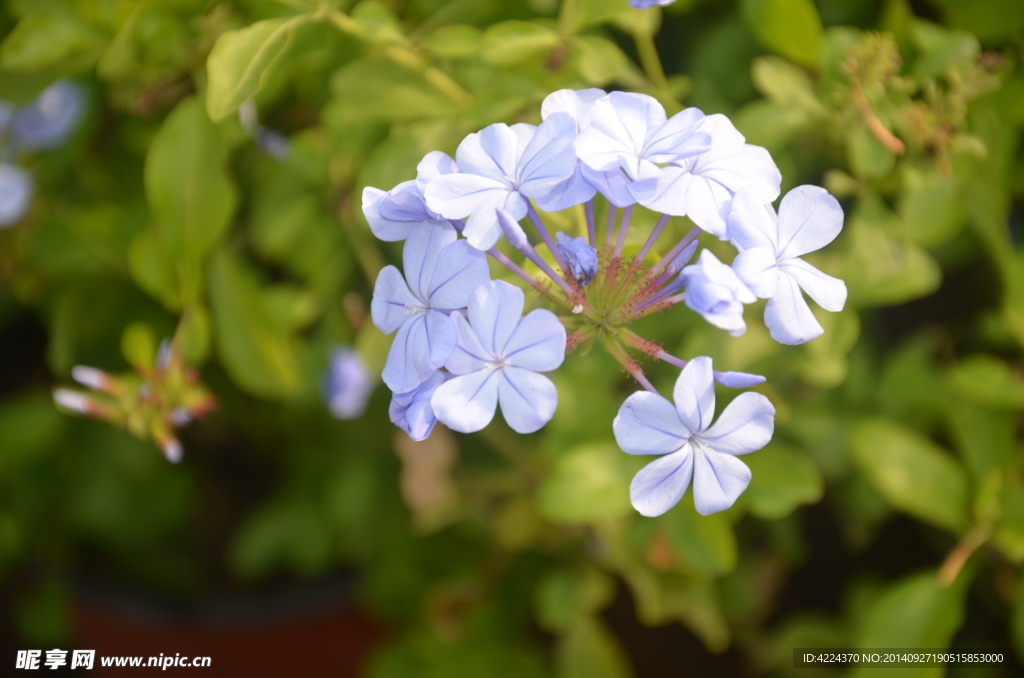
[613, 205, 634, 259]
[649, 226, 702, 276]
[605, 206, 617, 246]
[632, 24, 667, 90]
[599, 332, 658, 393]
[527, 202, 569, 273]
[585, 199, 596, 247]
[487, 248, 562, 304]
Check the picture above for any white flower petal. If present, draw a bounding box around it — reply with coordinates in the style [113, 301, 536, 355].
[727, 188, 779, 251]
[502, 309, 565, 371]
[731, 247, 780, 299]
[498, 367, 558, 433]
[776, 185, 844, 259]
[431, 369, 500, 433]
[764, 272, 824, 344]
[692, 447, 751, 515]
[467, 280, 524, 358]
[614, 391, 691, 455]
[699, 392, 775, 455]
[630, 447, 694, 517]
[781, 258, 847, 312]
[403, 222, 457, 302]
[370, 265, 420, 334]
[446, 312, 492, 374]
[427, 240, 490, 309]
[673, 356, 716, 434]
[362, 186, 415, 241]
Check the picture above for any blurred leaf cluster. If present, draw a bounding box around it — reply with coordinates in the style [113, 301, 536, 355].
[1, 0, 1023, 676]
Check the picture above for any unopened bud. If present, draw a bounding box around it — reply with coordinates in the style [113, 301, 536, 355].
[161, 438, 183, 464]
[71, 365, 111, 391]
[53, 388, 91, 414]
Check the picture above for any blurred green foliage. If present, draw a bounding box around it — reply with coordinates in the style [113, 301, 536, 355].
[1, 0, 1023, 676]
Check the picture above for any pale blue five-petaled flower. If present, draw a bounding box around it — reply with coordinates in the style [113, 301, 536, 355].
[729, 185, 848, 345]
[362, 151, 460, 241]
[614, 357, 775, 517]
[424, 114, 584, 250]
[371, 222, 490, 393]
[431, 280, 566, 434]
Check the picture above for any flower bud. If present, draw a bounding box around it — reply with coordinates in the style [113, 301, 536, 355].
[554, 232, 599, 286]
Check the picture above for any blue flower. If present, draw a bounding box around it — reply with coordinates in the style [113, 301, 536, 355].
[362, 151, 460, 242]
[324, 347, 375, 420]
[729, 185, 847, 344]
[424, 114, 580, 250]
[629, 0, 677, 7]
[614, 357, 775, 516]
[0, 164, 33, 228]
[629, 115, 781, 238]
[554, 232, 598, 286]
[574, 92, 711, 205]
[431, 280, 566, 433]
[390, 370, 449, 441]
[682, 250, 756, 336]
[9, 80, 85, 151]
[371, 222, 490, 392]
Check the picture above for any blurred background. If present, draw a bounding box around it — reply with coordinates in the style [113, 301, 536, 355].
[1, 0, 1023, 675]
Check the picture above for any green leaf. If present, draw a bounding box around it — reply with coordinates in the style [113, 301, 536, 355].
[744, 445, 823, 520]
[946, 355, 1024, 411]
[741, 0, 823, 67]
[208, 249, 301, 399]
[120, 323, 157, 371]
[144, 97, 237, 301]
[845, 214, 942, 308]
[481, 21, 559, 66]
[554, 616, 634, 678]
[571, 35, 641, 87]
[575, 0, 624, 28]
[328, 59, 457, 122]
[994, 474, 1024, 564]
[663, 502, 737, 578]
[537, 444, 634, 524]
[0, 12, 106, 72]
[205, 17, 304, 122]
[851, 417, 970, 532]
[423, 24, 482, 59]
[796, 308, 860, 388]
[750, 56, 826, 115]
[852, 571, 969, 678]
[1014, 569, 1024, 662]
[897, 167, 966, 248]
[848, 123, 896, 180]
[128, 228, 180, 310]
[534, 566, 615, 633]
[910, 21, 979, 79]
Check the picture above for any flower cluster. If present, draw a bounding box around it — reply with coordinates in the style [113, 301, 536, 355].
[364, 89, 847, 517]
[53, 341, 215, 463]
[0, 80, 85, 227]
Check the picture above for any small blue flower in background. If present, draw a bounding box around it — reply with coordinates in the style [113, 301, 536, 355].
[238, 100, 289, 161]
[390, 370, 449, 441]
[0, 164, 33, 228]
[682, 250, 756, 336]
[8, 80, 85, 151]
[629, 0, 678, 8]
[324, 347, 375, 420]
[554, 232, 599, 286]
[0, 80, 84, 228]
[431, 280, 566, 434]
[614, 357, 775, 516]
[371, 222, 490, 393]
[729, 185, 847, 344]
[424, 114, 582, 250]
